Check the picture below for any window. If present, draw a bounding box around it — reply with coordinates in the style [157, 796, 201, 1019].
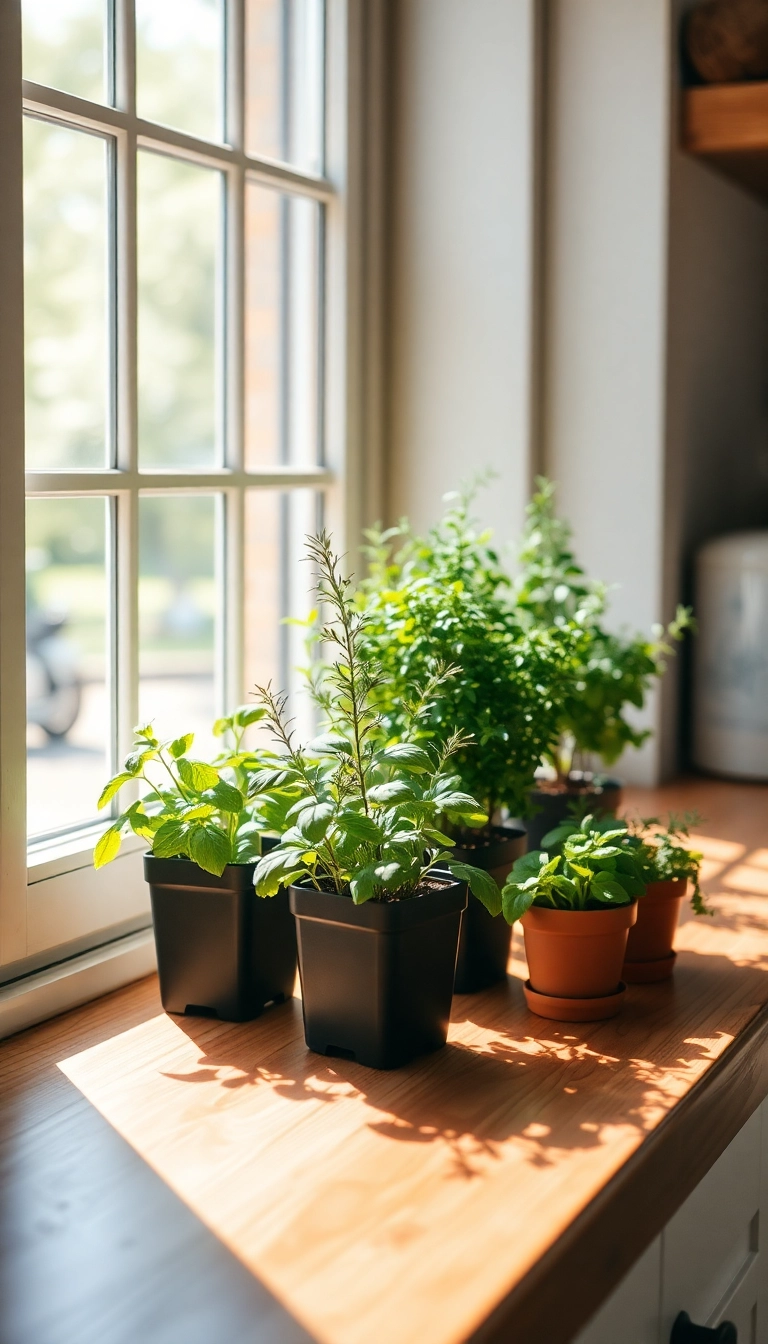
[0, 0, 362, 980]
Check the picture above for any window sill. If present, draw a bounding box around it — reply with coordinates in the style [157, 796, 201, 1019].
[27, 826, 144, 884]
[0, 926, 156, 1042]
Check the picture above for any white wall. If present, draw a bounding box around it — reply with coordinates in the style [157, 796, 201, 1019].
[387, 0, 540, 546]
[541, 0, 671, 784]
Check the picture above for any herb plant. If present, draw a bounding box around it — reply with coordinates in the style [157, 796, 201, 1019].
[637, 813, 708, 914]
[515, 477, 693, 779]
[500, 816, 646, 924]
[540, 810, 710, 916]
[93, 707, 269, 877]
[349, 489, 578, 825]
[252, 533, 501, 910]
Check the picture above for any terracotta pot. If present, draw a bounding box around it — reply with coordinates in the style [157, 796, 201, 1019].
[623, 878, 687, 982]
[521, 903, 637, 1000]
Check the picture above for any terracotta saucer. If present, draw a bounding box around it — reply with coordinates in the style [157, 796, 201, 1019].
[622, 951, 677, 984]
[523, 979, 627, 1022]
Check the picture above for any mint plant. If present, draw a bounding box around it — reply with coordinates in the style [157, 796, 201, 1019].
[515, 477, 693, 779]
[93, 706, 269, 876]
[350, 489, 577, 825]
[252, 532, 500, 910]
[540, 809, 710, 916]
[500, 816, 646, 924]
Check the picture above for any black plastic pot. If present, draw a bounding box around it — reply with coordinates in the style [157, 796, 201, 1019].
[525, 779, 623, 852]
[290, 878, 467, 1070]
[452, 824, 527, 993]
[144, 853, 297, 1021]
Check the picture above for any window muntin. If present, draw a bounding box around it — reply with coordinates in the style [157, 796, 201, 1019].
[21, 0, 333, 866]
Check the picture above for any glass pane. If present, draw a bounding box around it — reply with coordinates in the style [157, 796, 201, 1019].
[136, 0, 224, 143]
[23, 0, 107, 104]
[244, 488, 319, 741]
[138, 152, 220, 468]
[245, 186, 321, 467]
[245, 0, 324, 172]
[139, 496, 218, 756]
[26, 498, 109, 840]
[23, 118, 109, 469]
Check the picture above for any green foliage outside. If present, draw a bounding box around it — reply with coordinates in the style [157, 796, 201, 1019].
[252, 534, 500, 910]
[93, 706, 272, 876]
[500, 816, 646, 924]
[351, 491, 580, 825]
[514, 478, 694, 776]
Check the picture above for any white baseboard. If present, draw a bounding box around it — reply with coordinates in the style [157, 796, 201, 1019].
[0, 928, 157, 1042]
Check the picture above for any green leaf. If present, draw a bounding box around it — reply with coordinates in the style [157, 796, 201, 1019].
[349, 865, 377, 904]
[448, 861, 501, 916]
[233, 705, 267, 728]
[124, 748, 156, 775]
[94, 826, 122, 869]
[133, 722, 158, 745]
[501, 882, 536, 925]
[169, 733, 194, 759]
[590, 870, 632, 904]
[308, 732, 353, 756]
[212, 716, 232, 738]
[248, 766, 295, 793]
[255, 792, 298, 832]
[551, 875, 579, 903]
[568, 862, 595, 879]
[152, 820, 190, 860]
[424, 827, 455, 847]
[541, 822, 578, 849]
[378, 743, 433, 771]
[177, 758, 220, 792]
[205, 780, 245, 814]
[615, 872, 645, 898]
[97, 772, 134, 810]
[179, 803, 217, 821]
[510, 850, 546, 881]
[291, 800, 335, 842]
[254, 846, 305, 897]
[367, 781, 415, 805]
[335, 810, 384, 844]
[189, 825, 231, 876]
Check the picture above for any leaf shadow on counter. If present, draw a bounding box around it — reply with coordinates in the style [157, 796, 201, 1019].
[169, 946, 767, 1179]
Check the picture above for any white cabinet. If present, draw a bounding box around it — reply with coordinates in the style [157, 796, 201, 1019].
[574, 1098, 768, 1344]
[572, 1238, 662, 1344]
[660, 1106, 762, 1341]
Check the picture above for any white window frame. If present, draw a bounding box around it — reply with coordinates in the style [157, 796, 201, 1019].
[0, 0, 369, 987]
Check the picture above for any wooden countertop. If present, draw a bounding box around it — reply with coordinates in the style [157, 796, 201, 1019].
[2, 778, 768, 1344]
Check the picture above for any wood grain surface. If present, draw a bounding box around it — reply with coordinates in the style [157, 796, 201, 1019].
[682, 80, 768, 199]
[1, 779, 767, 1344]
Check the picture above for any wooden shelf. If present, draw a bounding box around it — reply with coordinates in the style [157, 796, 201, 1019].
[682, 81, 768, 200]
[2, 777, 768, 1344]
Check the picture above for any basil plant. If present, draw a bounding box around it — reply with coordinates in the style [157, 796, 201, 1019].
[500, 814, 646, 924]
[93, 707, 273, 877]
[251, 532, 502, 912]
